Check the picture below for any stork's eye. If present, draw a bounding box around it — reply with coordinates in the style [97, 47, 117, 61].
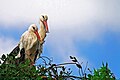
[42, 15, 44, 19]
[32, 26, 35, 30]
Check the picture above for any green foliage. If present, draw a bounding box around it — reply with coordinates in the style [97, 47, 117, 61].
[87, 63, 115, 80]
[0, 59, 42, 80]
[0, 54, 116, 80]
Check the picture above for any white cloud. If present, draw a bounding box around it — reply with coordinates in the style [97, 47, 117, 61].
[0, 0, 120, 40]
[0, 0, 120, 28]
[0, 0, 120, 64]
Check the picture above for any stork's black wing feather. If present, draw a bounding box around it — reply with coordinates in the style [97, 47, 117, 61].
[3, 46, 20, 64]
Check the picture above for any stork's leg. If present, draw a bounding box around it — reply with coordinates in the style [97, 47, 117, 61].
[25, 50, 36, 65]
[34, 43, 43, 62]
[34, 49, 39, 62]
[30, 54, 36, 65]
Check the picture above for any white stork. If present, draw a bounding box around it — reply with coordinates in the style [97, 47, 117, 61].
[18, 24, 40, 64]
[18, 15, 49, 65]
[39, 15, 49, 43]
[34, 15, 49, 60]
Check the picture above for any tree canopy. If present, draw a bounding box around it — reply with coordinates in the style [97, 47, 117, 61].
[0, 53, 116, 80]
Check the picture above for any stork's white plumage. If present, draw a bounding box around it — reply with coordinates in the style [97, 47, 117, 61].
[17, 15, 49, 64]
[39, 15, 49, 43]
[34, 15, 49, 60]
[18, 24, 40, 64]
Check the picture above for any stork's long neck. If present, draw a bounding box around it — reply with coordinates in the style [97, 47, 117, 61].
[39, 21, 46, 32]
[38, 20, 47, 42]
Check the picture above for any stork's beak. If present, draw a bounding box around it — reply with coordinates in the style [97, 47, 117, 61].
[34, 30, 40, 40]
[43, 20, 49, 33]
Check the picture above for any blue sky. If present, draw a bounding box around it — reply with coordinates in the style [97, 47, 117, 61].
[0, 0, 120, 78]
